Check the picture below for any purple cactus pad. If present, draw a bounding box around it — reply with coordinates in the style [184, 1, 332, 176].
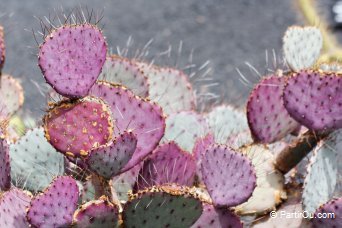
[0, 136, 10, 191]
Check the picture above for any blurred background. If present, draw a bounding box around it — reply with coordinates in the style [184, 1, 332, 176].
[0, 0, 321, 118]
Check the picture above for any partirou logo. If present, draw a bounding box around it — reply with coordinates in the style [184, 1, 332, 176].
[270, 210, 336, 219]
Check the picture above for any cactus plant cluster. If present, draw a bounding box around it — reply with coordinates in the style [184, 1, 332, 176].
[0, 13, 341, 228]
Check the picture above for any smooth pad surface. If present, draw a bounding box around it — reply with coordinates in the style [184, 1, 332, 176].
[44, 96, 113, 158]
[135, 141, 196, 190]
[123, 185, 203, 228]
[247, 75, 299, 143]
[283, 71, 342, 131]
[87, 131, 137, 179]
[27, 176, 79, 228]
[201, 144, 256, 207]
[99, 55, 149, 97]
[283, 26, 322, 71]
[39, 24, 107, 98]
[89, 82, 165, 171]
[0, 188, 31, 227]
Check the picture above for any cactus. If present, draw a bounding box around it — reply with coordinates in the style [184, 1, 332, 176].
[312, 197, 342, 228]
[0, 188, 31, 227]
[86, 131, 137, 179]
[0, 25, 4, 71]
[73, 196, 119, 228]
[302, 129, 341, 214]
[247, 75, 300, 143]
[0, 75, 24, 119]
[122, 184, 204, 228]
[162, 111, 208, 152]
[89, 81, 165, 171]
[283, 71, 342, 132]
[99, 55, 149, 97]
[10, 127, 64, 191]
[38, 24, 107, 98]
[137, 63, 195, 114]
[283, 26, 322, 71]
[135, 141, 196, 191]
[44, 96, 114, 158]
[27, 176, 79, 228]
[191, 203, 243, 228]
[0, 133, 10, 191]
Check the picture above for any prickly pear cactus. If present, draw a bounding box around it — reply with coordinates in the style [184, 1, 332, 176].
[0, 134, 10, 191]
[44, 96, 114, 158]
[283, 71, 342, 131]
[73, 196, 120, 228]
[312, 197, 342, 228]
[302, 129, 342, 214]
[0, 75, 24, 119]
[283, 26, 322, 71]
[27, 176, 79, 228]
[0, 188, 31, 227]
[89, 81, 165, 171]
[247, 75, 299, 143]
[38, 24, 107, 98]
[86, 131, 137, 179]
[0, 25, 4, 71]
[99, 55, 149, 97]
[201, 144, 256, 207]
[138, 63, 195, 114]
[10, 127, 65, 191]
[135, 141, 196, 190]
[123, 184, 204, 228]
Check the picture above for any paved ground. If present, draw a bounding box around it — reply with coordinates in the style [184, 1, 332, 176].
[0, 0, 299, 117]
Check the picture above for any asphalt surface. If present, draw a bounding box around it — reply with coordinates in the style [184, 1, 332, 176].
[0, 0, 299, 118]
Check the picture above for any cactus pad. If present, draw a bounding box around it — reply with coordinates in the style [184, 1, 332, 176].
[27, 176, 79, 228]
[235, 144, 285, 215]
[44, 96, 114, 158]
[283, 71, 342, 131]
[201, 144, 256, 207]
[0, 135, 10, 191]
[0, 75, 24, 119]
[73, 197, 119, 228]
[0, 188, 31, 227]
[89, 82, 165, 171]
[10, 127, 64, 191]
[123, 184, 203, 228]
[312, 197, 342, 228]
[162, 111, 208, 152]
[138, 63, 195, 114]
[0, 26, 4, 70]
[135, 141, 196, 191]
[283, 26, 322, 71]
[207, 105, 249, 144]
[191, 204, 243, 228]
[99, 55, 149, 97]
[247, 75, 299, 143]
[302, 129, 341, 214]
[86, 131, 137, 179]
[38, 24, 107, 98]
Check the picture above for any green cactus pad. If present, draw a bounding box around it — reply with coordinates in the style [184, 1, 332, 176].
[10, 127, 64, 191]
[0, 188, 31, 227]
[283, 26, 322, 71]
[206, 105, 249, 144]
[123, 184, 204, 228]
[86, 131, 137, 179]
[0, 75, 24, 119]
[138, 63, 195, 114]
[235, 144, 286, 215]
[99, 55, 149, 97]
[303, 129, 341, 214]
[162, 111, 209, 153]
[44, 96, 114, 158]
[73, 196, 119, 228]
